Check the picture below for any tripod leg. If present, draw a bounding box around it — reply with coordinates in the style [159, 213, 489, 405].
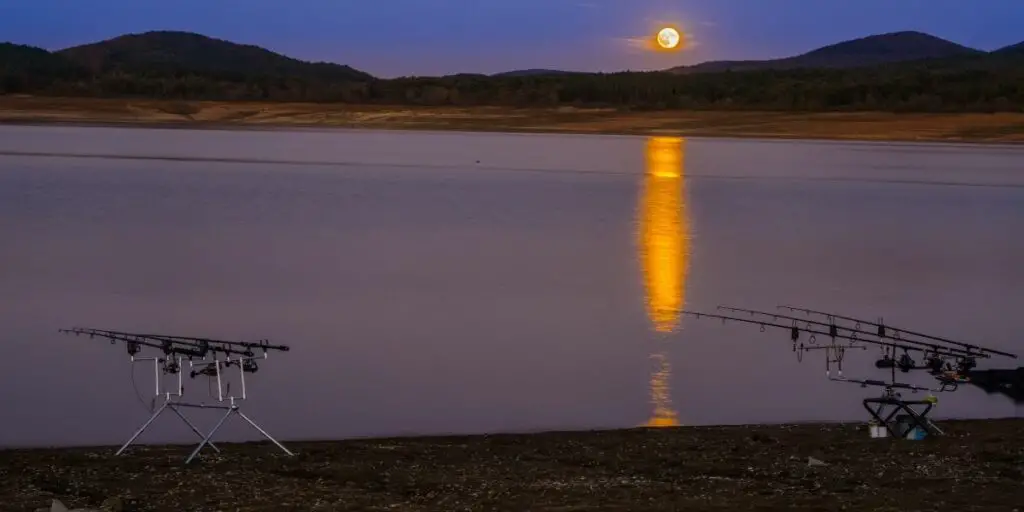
[917, 404, 944, 435]
[906, 404, 944, 436]
[185, 407, 234, 464]
[115, 401, 169, 456]
[237, 410, 294, 456]
[168, 405, 221, 453]
[863, 401, 896, 437]
[880, 405, 905, 437]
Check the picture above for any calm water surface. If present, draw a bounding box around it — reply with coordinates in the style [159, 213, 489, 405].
[1, 125, 1023, 447]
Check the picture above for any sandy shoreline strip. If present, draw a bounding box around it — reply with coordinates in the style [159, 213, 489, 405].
[2, 96, 1024, 145]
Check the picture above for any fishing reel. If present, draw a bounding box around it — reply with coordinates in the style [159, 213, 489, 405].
[957, 357, 977, 373]
[926, 355, 946, 374]
[790, 325, 807, 360]
[242, 359, 259, 373]
[897, 352, 915, 372]
[190, 365, 218, 379]
[223, 358, 260, 373]
[161, 339, 209, 359]
[162, 358, 180, 375]
[874, 349, 921, 373]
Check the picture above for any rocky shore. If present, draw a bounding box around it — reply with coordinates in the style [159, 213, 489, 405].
[2, 419, 1023, 511]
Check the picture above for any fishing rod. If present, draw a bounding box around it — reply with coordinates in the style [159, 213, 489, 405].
[61, 327, 289, 358]
[682, 303, 1016, 436]
[141, 333, 290, 365]
[77, 327, 288, 351]
[715, 305, 984, 381]
[680, 309, 868, 377]
[717, 306, 982, 360]
[59, 328, 207, 358]
[680, 309, 963, 361]
[67, 328, 235, 357]
[142, 335, 252, 357]
[778, 305, 1018, 359]
[680, 308, 971, 391]
[140, 333, 290, 352]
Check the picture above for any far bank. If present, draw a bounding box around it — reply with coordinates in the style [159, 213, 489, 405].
[2, 96, 1024, 144]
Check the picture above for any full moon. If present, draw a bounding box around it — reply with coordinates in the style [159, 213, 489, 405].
[656, 27, 680, 49]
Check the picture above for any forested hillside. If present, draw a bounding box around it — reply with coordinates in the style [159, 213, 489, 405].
[2, 30, 1023, 112]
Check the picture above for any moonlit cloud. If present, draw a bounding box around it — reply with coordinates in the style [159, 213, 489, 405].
[615, 33, 700, 53]
[619, 36, 648, 50]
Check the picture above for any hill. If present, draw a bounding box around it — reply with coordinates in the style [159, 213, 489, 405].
[993, 40, 1024, 55]
[669, 31, 982, 74]
[57, 31, 373, 82]
[1, 42, 83, 75]
[2, 30, 1023, 113]
[491, 69, 579, 77]
[0, 42, 88, 93]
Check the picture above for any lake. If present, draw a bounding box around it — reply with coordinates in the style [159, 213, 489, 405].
[1, 124, 1023, 448]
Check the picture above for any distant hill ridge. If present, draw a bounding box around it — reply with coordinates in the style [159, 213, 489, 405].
[667, 31, 983, 74]
[1, 29, 1023, 113]
[994, 40, 1024, 55]
[55, 30, 373, 81]
[491, 69, 583, 77]
[1, 29, 1019, 78]
[1, 42, 81, 72]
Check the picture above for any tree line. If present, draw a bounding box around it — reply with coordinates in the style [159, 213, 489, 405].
[3, 45, 1023, 113]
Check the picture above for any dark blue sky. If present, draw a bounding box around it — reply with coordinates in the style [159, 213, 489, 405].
[4, 0, 1022, 77]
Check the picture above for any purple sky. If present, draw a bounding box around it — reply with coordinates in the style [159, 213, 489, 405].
[4, 0, 1023, 77]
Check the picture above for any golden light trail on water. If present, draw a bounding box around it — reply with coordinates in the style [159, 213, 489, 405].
[639, 136, 689, 427]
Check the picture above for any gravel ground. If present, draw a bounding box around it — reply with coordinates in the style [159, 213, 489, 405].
[2, 418, 1023, 511]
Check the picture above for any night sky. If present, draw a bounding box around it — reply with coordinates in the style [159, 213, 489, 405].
[4, 0, 1023, 77]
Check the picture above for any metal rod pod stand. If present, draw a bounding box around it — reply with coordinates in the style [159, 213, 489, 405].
[116, 396, 294, 464]
[57, 327, 299, 465]
[863, 393, 944, 439]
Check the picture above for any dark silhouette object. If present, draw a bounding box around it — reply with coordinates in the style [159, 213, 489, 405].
[966, 367, 1024, 403]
